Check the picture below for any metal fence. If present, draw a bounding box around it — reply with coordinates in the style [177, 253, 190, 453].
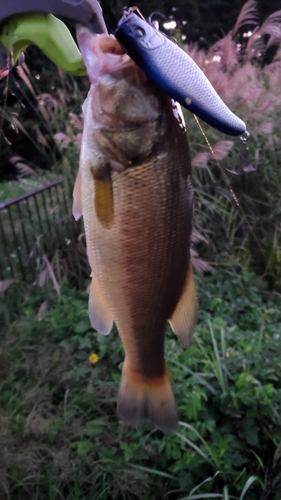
[0, 179, 87, 285]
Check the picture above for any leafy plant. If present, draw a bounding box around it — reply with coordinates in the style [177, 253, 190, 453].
[1, 269, 280, 499]
[181, 1, 281, 289]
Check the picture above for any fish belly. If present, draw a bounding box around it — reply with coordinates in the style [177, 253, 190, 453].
[84, 135, 191, 368]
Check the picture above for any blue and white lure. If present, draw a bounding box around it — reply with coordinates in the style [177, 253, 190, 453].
[115, 9, 247, 137]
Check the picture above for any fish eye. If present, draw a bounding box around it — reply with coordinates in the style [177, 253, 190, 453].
[134, 26, 146, 37]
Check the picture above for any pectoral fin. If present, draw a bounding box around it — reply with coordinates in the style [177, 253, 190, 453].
[168, 264, 197, 348]
[72, 169, 83, 221]
[92, 170, 114, 228]
[89, 274, 113, 335]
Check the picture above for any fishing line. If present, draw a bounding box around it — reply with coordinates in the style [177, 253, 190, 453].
[193, 114, 261, 246]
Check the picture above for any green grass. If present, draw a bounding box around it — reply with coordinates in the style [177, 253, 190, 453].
[1, 268, 280, 500]
[0, 173, 61, 203]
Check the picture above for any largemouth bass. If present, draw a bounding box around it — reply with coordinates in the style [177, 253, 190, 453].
[73, 28, 197, 432]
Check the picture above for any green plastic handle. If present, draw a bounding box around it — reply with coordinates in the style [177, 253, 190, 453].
[0, 13, 87, 75]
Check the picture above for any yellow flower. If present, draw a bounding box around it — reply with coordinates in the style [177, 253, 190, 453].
[89, 353, 99, 364]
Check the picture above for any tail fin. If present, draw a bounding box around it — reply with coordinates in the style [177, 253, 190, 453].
[117, 361, 178, 432]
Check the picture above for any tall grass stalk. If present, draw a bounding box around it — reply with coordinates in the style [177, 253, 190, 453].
[239, 477, 258, 500]
[178, 422, 221, 470]
[183, 0, 281, 288]
[170, 360, 218, 396]
[208, 321, 228, 394]
[179, 495, 225, 499]
[179, 476, 258, 500]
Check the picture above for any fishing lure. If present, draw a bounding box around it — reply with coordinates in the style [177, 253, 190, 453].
[115, 9, 247, 137]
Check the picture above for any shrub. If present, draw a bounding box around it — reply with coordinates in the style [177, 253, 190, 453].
[183, 0, 281, 289]
[0, 269, 280, 499]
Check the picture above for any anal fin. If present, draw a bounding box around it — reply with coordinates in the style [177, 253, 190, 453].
[168, 264, 197, 348]
[72, 168, 83, 221]
[89, 274, 113, 335]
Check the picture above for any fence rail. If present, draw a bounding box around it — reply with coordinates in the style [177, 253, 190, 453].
[0, 179, 87, 285]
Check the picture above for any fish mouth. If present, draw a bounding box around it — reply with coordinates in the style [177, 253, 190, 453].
[76, 28, 132, 84]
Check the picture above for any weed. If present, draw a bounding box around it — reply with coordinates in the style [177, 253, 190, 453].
[0, 270, 280, 499]
[0, 2, 281, 499]
[183, 1, 281, 289]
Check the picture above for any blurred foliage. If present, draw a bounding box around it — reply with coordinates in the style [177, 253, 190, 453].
[101, 0, 281, 43]
[1, 0, 280, 179]
[180, 0, 281, 289]
[1, 1, 281, 290]
[0, 49, 88, 180]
